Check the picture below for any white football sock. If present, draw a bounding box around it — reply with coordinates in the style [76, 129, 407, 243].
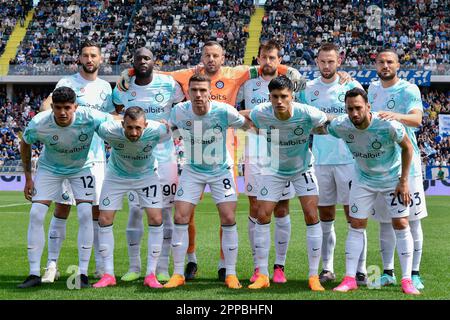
[306, 222, 322, 277]
[395, 227, 414, 280]
[47, 216, 67, 265]
[157, 207, 173, 274]
[187, 252, 197, 264]
[409, 220, 423, 272]
[320, 220, 335, 273]
[247, 216, 257, 269]
[147, 224, 163, 276]
[77, 202, 93, 275]
[126, 204, 144, 273]
[172, 224, 189, 275]
[254, 222, 271, 276]
[357, 227, 367, 275]
[98, 225, 114, 276]
[379, 222, 396, 271]
[274, 215, 291, 266]
[345, 227, 365, 278]
[27, 203, 49, 276]
[222, 224, 239, 276]
[93, 219, 103, 272]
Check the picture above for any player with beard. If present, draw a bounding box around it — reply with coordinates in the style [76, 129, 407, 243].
[116, 41, 310, 282]
[237, 40, 296, 284]
[368, 49, 428, 290]
[112, 47, 184, 283]
[39, 40, 114, 284]
[298, 43, 367, 285]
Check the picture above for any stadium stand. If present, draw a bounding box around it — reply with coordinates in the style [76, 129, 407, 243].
[0, 1, 31, 57]
[121, 0, 254, 68]
[260, 0, 449, 69]
[9, 0, 136, 70]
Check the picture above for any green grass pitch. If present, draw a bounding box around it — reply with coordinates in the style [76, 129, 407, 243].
[0, 191, 449, 300]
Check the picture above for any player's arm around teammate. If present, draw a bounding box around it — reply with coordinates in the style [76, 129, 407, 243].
[92, 107, 170, 289]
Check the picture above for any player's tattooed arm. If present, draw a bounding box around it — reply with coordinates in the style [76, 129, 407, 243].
[395, 135, 413, 205]
[378, 109, 422, 127]
[240, 118, 257, 132]
[312, 114, 336, 135]
[20, 140, 34, 201]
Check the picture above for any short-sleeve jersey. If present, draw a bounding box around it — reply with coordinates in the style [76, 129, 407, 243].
[368, 79, 423, 177]
[170, 101, 246, 176]
[328, 113, 406, 188]
[55, 73, 114, 163]
[249, 102, 327, 176]
[299, 76, 363, 165]
[22, 107, 112, 176]
[97, 120, 170, 179]
[112, 73, 185, 163]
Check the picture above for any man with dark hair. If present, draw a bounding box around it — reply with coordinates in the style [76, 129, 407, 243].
[299, 43, 367, 285]
[118, 40, 307, 282]
[18, 86, 114, 289]
[368, 49, 428, 290]
[164, 74, 254, 289]
[113, 47, 185, 283]
[328, 87, 419, 295]
[245, 76, 328, 291]
[92, 106, 171, 289]
[39, 40, 114, 283]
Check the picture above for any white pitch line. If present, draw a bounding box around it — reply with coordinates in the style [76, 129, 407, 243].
[0, 202, 29, 208]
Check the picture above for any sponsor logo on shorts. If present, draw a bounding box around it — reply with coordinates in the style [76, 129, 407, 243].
[102, 197, 110, 206]
[62, 192, 70, 201]
[177, 188, 184, 197]
[260, 187, 268, 196]
[351, 204, 358, 213]
[128, 193, 135, 201]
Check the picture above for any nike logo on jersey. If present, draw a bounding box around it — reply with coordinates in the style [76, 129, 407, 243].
[401, 252, 410, 256]
[312, 248, 320, 251]
[311, 98, 318, 102]
[397, 209, 406, 214]
[128, 98, 136, 102]
[345, 141, 354, 144]
[81, 246, 91, 250]
[252, 88, 259, 92]
[278, 241, 288, 245]
[152, 201, 159, 204]
[99, 249, 107, 253]
[152, 251, 161, 254]
[129, 243, 138, 247]
[414, 211, 422, 216]
[281, 192, 290, 197]
[50, 142, 58, 146]
[77, 95, 85, 98]
[85, 193, 93, 196]
[307, 188, 315, 191]
[224, 194, 233, 198]
[228, 247, 237, 251]
[49, 236, 59, 240]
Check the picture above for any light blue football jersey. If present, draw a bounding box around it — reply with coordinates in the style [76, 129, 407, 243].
[55, 73, 114, 163]
[249, 102, 327, 176]
[238, 76, 271, 164]
[328, 112, 406, 188]
[97, 120, 170, 179]
[299, 76, 362, 165]
[22, 107, 113, 176]
[112, 73, 185, 164]
[368, 79, 423, 177]
[170, 100, 246, 176]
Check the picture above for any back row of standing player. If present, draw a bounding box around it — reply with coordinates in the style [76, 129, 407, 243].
[18, 40, 426, 295]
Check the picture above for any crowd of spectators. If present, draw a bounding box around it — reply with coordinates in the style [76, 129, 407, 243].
[121, 0, 254, 68]
[9, 0, 135, 68]
[0, 1, 31, 56]
[418, 89, 450, 167]
[0, 86, 48, 169]
[261, 0, 449, 71]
